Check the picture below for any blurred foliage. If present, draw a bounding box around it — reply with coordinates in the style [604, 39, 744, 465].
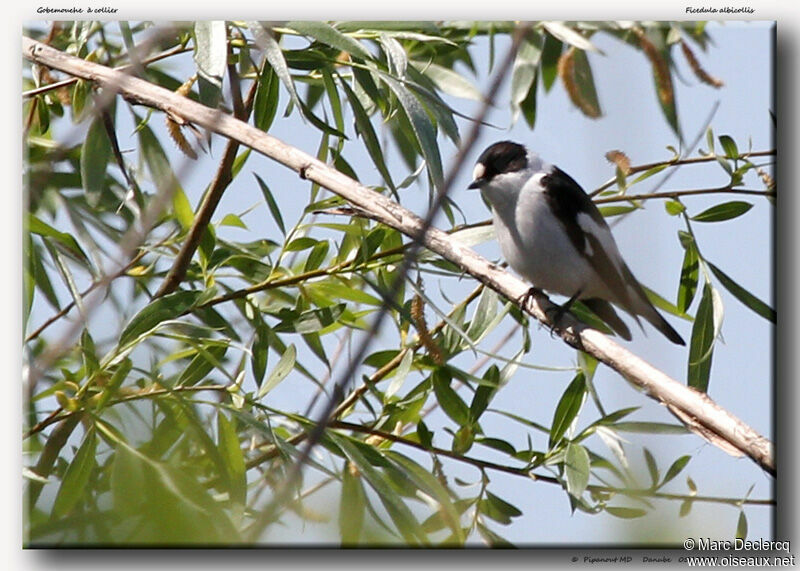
[23, 21, 773, 546]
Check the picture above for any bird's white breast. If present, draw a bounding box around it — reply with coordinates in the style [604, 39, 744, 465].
[484, 170, 610, 299]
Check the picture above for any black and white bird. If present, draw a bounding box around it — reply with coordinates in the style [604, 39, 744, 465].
[468, 140, 684, 345]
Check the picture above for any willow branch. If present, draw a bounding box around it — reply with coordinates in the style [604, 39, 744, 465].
[592, 149, 776, 196]
[594, 186, 775, 205]
[328, 421, 774, 507]
[23, 35, 775, 476]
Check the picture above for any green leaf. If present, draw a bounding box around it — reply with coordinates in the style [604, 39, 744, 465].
[274, 304, 345, 334]
[661, 455, 691, 487]
[381, 75, 444, 190]
[415, 61, 482, 101]
[707, 261, 775, 323]
[543, 22, 602, 53]
[320, 68, 345, 139]
[687, 283, 722, 392]
[72, 79, 88, 120]
[431, 368, 470, 426]
[304, 240, 330, 272]
[250, 319, 270, 387]
[172, 187, 195, 231]
[385, 349, 414, 400]
[249, 22, 303, 110]
[475, 436, 517, 456]
[605, 506, 647, 519]
[176, 343, 228, 387]
[643, 448, 659, 488]
[217, 413, 247, 505]
[193, 21, 227, 87]
[119, 290, 203, 347]
[339, 464, 367, 545]
[549, 372, 587, 449]
[598, 204, 639, 218]
[611, 422, 689, 435]
[253, 173, 286, 235]
[469, 365, 500, 422]
[80, 115, 112, 207]
[257, 343, 296, 399]
[510, 32, 542, 122]
[540, 33, 563, 92]
[691, 201, 753, 223]
[679, 499, 693, 517]
[27, 214, 89, 265]
[339, 76, 395, 190]
[481, 490, 523, 525]
[379, 34, 408, 78]
[287, 21, 373, 61]
[664, 199, 685, 216]
[110, 441, 239, 543]
[452, 424, 474, 454]
[219, 213, 247, 229]
[465, 287, 499, 343]
[384, 451, 464, 542]
[138, 122, 184, 200]
[678, 240, 699, 313]
[52, 429, 97, 518]
[718, 135, 739, 159]
[736, 510, 748, 540]
[329, 434, 426, 545]
[565, 442, 591, 498]
[254, 63, 280, 132]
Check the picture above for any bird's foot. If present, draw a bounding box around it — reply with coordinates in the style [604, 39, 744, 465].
[544, 289, 582, 339]
[517, 286, 545, 311]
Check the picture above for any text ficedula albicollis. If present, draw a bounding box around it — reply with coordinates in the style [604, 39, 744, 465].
[468, 140, 684, 345]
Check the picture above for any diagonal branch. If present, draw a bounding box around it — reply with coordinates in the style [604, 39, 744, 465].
[23, 35, 775, 476]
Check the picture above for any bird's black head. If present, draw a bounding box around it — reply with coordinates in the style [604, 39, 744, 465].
[468, 141, 528, 189]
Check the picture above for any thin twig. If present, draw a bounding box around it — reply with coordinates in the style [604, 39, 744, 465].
[154, 74, 259, 298]
[594, 186, 775, 205]
[328, 420, 774, 507]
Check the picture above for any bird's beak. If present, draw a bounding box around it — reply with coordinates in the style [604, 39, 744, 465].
[469, 163, 486, 190]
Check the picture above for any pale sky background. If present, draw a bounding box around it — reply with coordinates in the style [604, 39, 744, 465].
[8, 1, 796, 569]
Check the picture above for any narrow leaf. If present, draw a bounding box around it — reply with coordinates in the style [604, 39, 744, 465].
[381, 75, 443, 190]
[691, 201, 753, 223]
[678, 240, 699, 312]
[687, 283, 721, 392]
[119, 290, 202, 347]
[80, 115, 112, 207]
[193, 21, 227, 87]
[643, 448, 660, 488]
[565, 442, 591, 498]
[249, 22, 302, 110]
[253, 64, 280, 132]
[287, 21, 373, 61]
[431, 368, 470, 426]
[339, 76, 395, 190]
[661, 455, 691, 487]
[549, 372, 587, 449]
[217, 413, 247, 505]
[339, 464, 367, 545]
[708, 261, 775, 323]
[52, 429, 97, 518]
[253, 173, 286, 235]
[257, 343, 296, 399]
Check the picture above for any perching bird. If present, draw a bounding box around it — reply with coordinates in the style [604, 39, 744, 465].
[468, 140, 684, 345]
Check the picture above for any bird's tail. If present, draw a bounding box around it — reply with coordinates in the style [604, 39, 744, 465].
[582, 298, 632, 341]
[642, 308, 685, 346]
